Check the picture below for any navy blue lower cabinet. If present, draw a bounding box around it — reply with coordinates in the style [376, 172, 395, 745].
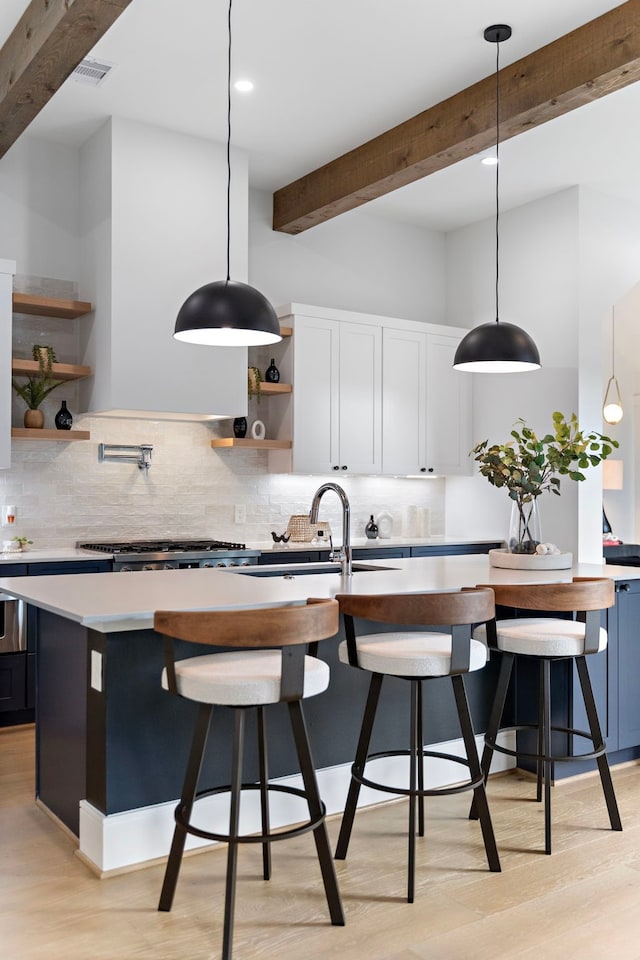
[258, 550, 321, 564]
[410, 541, 502, 557]
[614, 579, 640, 751]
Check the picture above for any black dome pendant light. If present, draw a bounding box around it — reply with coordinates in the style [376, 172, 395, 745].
[174, 0, 281, 348]
[454, 25, 540, 373]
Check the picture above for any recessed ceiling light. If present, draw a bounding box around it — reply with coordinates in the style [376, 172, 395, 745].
[481, 155, 499, 165]
[234, 79, 254, 92]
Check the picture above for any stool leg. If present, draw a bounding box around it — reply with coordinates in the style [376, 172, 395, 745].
[452, 675, 501, 872]
[408, 679, 419, 903]
[535, 661, 544, 802]
[470, 651, 514, 820]
[417, 681, 425, 838]
[541, 659, 552, 855]
[575, 656, 622, 832]
[159, 703, 213, 912]
[335, 672, 384, 860]
[222, 708, 246, 960]
[257, 707, 272, 880]
[287, 700, 345, 926]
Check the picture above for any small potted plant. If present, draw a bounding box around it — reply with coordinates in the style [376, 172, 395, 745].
[11, 536, 33, 551]
[472, 412, 618, 556]
[248, 365, 263, 403]
[12, 344, 63, 428]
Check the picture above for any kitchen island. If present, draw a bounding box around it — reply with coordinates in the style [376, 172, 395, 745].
[1, 555, 637, 874]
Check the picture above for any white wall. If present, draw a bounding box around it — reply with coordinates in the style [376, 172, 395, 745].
[445, 189, 581, 556]
[0, 137, 81, 279]
[249, 189, 446, 324]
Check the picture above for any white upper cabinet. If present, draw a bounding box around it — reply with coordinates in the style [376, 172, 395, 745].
[382, 326, 427, 475]
[0, 260, 16, 468]
[424, 332, 472, 476]
[291, 310, 382, 474]
[274, 304, 471, 478]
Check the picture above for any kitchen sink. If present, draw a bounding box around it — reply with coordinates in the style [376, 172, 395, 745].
[238, 562, 397, 578]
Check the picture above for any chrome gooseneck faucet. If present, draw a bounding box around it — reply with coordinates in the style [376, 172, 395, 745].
[309, 482, 352, 576]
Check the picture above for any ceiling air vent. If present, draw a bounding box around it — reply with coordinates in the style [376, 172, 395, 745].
[71, 57, 115, 87]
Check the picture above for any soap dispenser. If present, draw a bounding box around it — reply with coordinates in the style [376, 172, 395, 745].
[364, 515, 378, 539]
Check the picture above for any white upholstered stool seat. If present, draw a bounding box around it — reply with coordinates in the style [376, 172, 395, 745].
[338, 632, 487, 677]
[162, 649, 330, 705]
[474, 617, 608, 658]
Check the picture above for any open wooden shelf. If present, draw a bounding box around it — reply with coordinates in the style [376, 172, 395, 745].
[11, 359, 92, 381]
[279, 325, 292, 338]
[211, 438, 292, 450]
[12, 292, 93, 319]
[11, 428, 91, 441]
[260, 382, 292, 395]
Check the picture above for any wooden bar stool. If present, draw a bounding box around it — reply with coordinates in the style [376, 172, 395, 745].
[334, 589, 501, 903]
[470, 577, 622, 854]
[154, 599, 344, 960]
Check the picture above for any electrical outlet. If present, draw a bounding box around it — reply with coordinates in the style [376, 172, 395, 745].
[234, 504, 246, 524]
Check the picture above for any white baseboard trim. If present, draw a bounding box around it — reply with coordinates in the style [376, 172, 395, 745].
[78, 730, 516, 874]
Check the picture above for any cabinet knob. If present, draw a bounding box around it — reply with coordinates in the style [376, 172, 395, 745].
[341, 465, 348, 470]
[333, 465, 339, 470]
[619, 582, 631, 592]
[420, 467, 426, 473]
[428, 467, 434, 473]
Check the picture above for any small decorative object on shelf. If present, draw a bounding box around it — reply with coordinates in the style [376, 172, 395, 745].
[364, 515, 378, 539]
[250, 419, 266, 440]
[12, 343, 64, 428]
[248, 365, 262, 402]
[271, 531, 291, 543]
[233, 416, 247, 438]
[265, 358, 280, 383]
[54, 400, 73, 430]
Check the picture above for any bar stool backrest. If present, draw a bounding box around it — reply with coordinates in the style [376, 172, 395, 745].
[336, 588, 495, 626]
[476, 577, 614, 614]
[154, 598, 339, 703]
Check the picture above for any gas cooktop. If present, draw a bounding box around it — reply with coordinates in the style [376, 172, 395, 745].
[78, 538, 249, 554]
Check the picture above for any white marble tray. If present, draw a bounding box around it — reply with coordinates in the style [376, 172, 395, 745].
[489, 548, 573, 570]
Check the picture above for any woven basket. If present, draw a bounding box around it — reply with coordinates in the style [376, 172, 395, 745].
[286, 515, 332, 543]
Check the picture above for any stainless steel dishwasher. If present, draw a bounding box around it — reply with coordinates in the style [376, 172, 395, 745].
[0, 593, 24, 653]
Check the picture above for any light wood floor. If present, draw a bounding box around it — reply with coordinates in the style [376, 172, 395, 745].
[2, 724, 640, 960]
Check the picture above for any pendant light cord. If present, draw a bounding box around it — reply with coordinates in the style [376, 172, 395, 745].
[611, 306, 616, 375]
[494, 37, 501, 325]
[226, 0, 233, 284]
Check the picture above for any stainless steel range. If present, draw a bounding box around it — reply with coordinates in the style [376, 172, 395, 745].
[77, 539, 261, 571]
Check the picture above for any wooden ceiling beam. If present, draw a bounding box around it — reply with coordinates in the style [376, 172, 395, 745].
[0, 0, 134, 160]
[274, 0, 640, 234]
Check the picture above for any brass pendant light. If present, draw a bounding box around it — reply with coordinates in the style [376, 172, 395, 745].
[603, 306, 623, 424]
[174, 0, 281, 347]
[454, 25, 541, 373]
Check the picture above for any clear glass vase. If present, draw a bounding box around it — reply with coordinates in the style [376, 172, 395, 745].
[508, 498, 541, 554]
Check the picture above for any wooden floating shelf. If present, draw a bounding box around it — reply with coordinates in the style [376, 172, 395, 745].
[11, 359, 92, 381]
[11, 428, 91, 441]
[260, 382, 292, 395]
[279, 325, 292, 337]
[211, 438, 292, 450]
[12, 292, 93, 319]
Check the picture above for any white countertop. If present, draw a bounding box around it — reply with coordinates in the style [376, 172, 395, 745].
[248, 536, 503, 552]
[0, 555, 637, 633]
[0, 547, 108, 565]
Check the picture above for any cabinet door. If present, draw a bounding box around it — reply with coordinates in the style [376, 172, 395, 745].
[382, 326, 426, 475]
[292, 315, 340, 473]
[337, 321, 382, 474]
[425, 333, 472, 476]
[615, 580, 640, 750]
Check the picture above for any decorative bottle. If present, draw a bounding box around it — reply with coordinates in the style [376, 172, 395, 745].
[265, 358, 280, 383]
[233, 417, 248, 439]
[365, 515, 378, 539]
[54, 400, 73, 430]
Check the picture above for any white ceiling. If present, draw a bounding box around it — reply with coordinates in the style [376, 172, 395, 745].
[1, 0, 638, 231]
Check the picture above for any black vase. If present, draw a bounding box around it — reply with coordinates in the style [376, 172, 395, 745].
[54, 400, 73, 430]
[265, 358, 280, 383]
[233, 416, 247, 438]
[365, 515, 378, 539]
